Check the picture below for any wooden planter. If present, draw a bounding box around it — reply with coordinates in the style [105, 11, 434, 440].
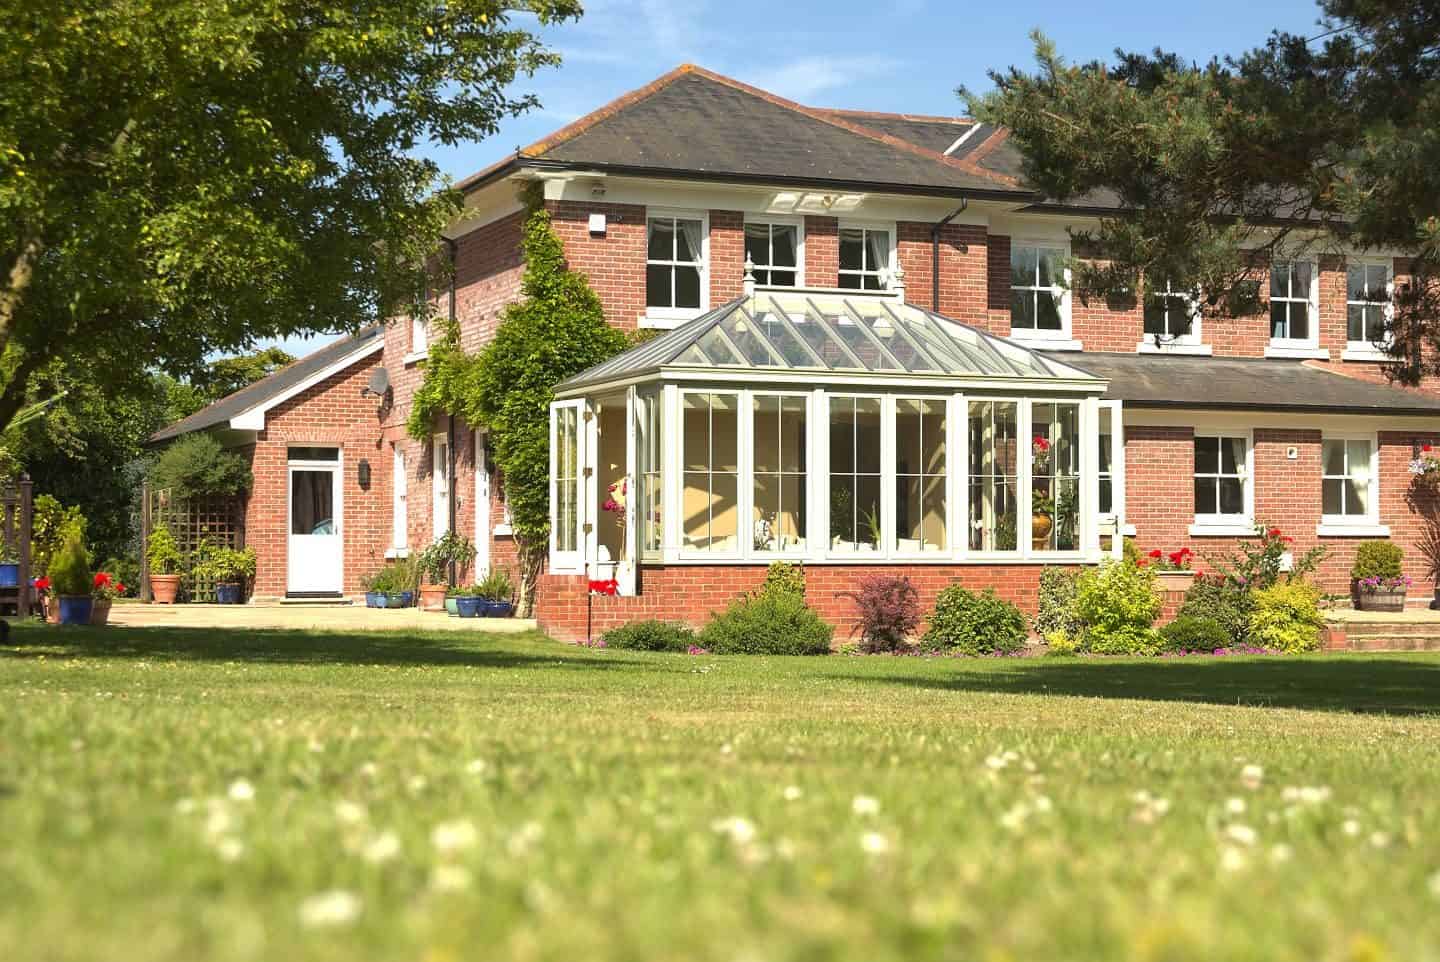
[1156, 571, 1197, 595]
[90, 599, 112, 626]
[150, 573, 181, 605]
[419, 583, 448, 612]
[1356, 585, 1406, 612]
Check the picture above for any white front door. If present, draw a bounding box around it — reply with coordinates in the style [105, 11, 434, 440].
[287, 449, 344, 594]
[475, 429, 491, 578]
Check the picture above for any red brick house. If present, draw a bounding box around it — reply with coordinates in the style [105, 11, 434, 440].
[156, 64, 1440, 639]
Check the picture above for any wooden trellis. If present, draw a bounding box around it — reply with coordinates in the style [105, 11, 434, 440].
[140, 483, 245, 603]
[0, 477, 33, 616]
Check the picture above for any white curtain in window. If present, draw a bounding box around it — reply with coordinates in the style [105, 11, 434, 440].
[679, 219, 705, 267]
[865, 230, 889, 283]
[1350, 443, 1372, 496]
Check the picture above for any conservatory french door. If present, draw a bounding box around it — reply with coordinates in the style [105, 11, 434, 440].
[549, 399, 592, 575]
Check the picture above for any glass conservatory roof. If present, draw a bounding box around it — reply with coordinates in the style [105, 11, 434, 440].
[557, 291, 1103, 393]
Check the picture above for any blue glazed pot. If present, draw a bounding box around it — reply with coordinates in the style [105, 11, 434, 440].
[485, 601, 514, 618]
[455, 596, 484, 618]
[365, 591, 383, 608]
[398, 591, 414, 608]
[0, 563, 18, 588]
[58, 595, 93, 626]
[215, 583, 242, 605]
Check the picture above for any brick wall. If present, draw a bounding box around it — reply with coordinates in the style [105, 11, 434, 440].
[804, 216, 839, 288]
[896, 221, 995, 332]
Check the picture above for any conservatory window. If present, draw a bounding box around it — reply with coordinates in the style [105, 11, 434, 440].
[838, 227, 892, 291]
[894, 398, 947, 552]
[967, 400, 1019, 552]
[636, 390, 663, 559]
[681, 392, 739, 552]
[828, 396, 883, 551]
[553, 408, 580, 554]
[647, 214, 706, 321]
[1098, 406, 1114, 517]
[1010, 244, 1067, 336]
[744, 221, 801, 287]
[1322, 437, 1376, 521]
[1194, 434, 1250, 524]
[1346, 262, 1391, 350]
[751, 394, 808, 553]
[1031, 402, 1082, 552]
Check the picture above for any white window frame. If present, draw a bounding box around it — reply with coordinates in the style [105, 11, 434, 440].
[742, 215, 805, 288]
[1097, 399, 1132, 542]
[407, 315, 429, 363]
[389, 445, 408, 555]
[1265, 260, 1325, 358]
[1008, 239, 1079, 350]
[474, 429, 491, 577]
[677, 388, 743, 559]
[431, 433, 450, 540]
[548, 399, 588, 575]
[823, 391, 889, 559]
[747, 389, 812, 559]
[644, 209, 709, 328]
[1138, 279, 1210, 355]
[1342, 258, 1395, 361]
[963, 395, 1024, 559]
[891, 395, 953, 558]
[1318, 432, 1389, 536]
[1189, 429, 1255, 535]
[836, 220, 897, 292]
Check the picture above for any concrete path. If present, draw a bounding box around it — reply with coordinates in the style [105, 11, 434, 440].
[108, 602, 538, 634]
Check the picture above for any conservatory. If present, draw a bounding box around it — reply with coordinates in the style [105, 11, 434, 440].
[549, 280, 1118, 596]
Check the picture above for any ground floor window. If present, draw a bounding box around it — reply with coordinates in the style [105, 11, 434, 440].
[1031, 402, 1081, 551]
[895, 398, 947, 552]
[553, 407, 580, 554]
[968, 400, 1019, 552]
[752, 393, 807, 553]
[1194, 434, 1249, 524]
[1322, 437, 1375, 520]
[681, 391, 740, 553]
[391, 446, 407, 550]
[828, 396, 883, 551]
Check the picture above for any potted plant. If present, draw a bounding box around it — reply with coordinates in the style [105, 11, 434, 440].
[0, 543, 18, 588]
[361, 568, 387, 608]
[452, 584, 485, 618]
[416, 532, 474, 611]
[49, 530, 93, 626]
[90, 572, 125, 626]
[478, 567, 515, 617]
[1147, 546, 1197, 594]
[1352, 541, 1409, 611]
[147, 524, 183, 604]
[1031, 490, 1055, 550]
[444, 586, 461, 617]
[210, 547, 256, 604]
[33, 576, 57, 624]
[389, 555, 419, 608]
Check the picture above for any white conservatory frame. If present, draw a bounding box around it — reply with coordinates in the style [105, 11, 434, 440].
[550, 286, 1121, 594]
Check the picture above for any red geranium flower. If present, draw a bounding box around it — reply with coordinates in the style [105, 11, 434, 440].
[93, 572, 111, 588]
[1267, 527, 1283, 538]
[588, 578, 619, 596]
[1148, 548, 1163, 559]
[1168, 551, 1185, 564]
[32, 576, 50, 591]
[115, 584, 126, 594]
[1424, 443, 1434, 453]
[1032, 436, 1051, 451]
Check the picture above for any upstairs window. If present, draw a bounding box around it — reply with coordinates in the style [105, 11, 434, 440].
[744, 221, 800, 287]
[1010, 244, 1067, 337]
[411, 316, 428, 356]
[647, 214, 706, 320]
[1269, 261, 1315, 344]
[1143, 279, 1200, 345]
[838, 227, 891, 290]
[1347, 262, 1391, 349]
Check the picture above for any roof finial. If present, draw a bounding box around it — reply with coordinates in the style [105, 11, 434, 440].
[891, 263, 906, 301]
[742, 255, 756, 297]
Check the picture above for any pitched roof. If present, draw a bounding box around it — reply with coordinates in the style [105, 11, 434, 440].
[149, 325, 384, 443]
[461, 65, 1025, 198]
[1054, 351, 1440, 416]
[558, 291, 1101, 395]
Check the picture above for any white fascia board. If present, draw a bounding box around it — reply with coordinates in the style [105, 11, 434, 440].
[1123, 407, 1440, 431]
[227, 337, 384, 432]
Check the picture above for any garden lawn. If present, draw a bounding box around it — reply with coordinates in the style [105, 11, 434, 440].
[3, 626, 1440, 962]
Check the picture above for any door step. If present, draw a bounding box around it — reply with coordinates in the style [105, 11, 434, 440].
[279, 596, 354, 606]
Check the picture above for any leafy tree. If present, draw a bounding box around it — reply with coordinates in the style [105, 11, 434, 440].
[165, 347, 297, 418]
[967, 1, 1440, 382]
[0, 0, 581, 433]
[147, 433, 253, 500]
[408, 200, 629, 612]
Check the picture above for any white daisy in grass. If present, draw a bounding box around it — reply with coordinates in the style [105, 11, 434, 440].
[1224, 824, 1257, 847]
[1219, 847, 1248, 873]
[1269, 844, 1294, 864]
[1000, 803, 1031, 832]
[203, 806, 235, 840]
[298, 890, 361, 928]
[1032, 795, 1053, 814]
[1342, 819, 1362, 837]
[1369, 832, 1391, 849]
[431, 865, 472, 893]
[174, 798, 197, 815]
[506, 821, 544, 857]
[1429, 870, 1440, 898]
[465, 758, 488, 775]
[782, 786, 803, 802]
[859, 832, 890, 855]
[333, 800, 367, 826]
[710, 816, 757, 846]
[1131, 791, 1171, 824]
[431, 819, 478, 855]
[214, 837, 245, 862]
[358, 761, 379, 779]
[851, 795, 880, 816]
[1225, 797, 1247, 815]
[361, 831, 401, 864]
[227, 779, 255, 803]
[1281, 786, 1332, 805]
[1240, 764, 1264, 790]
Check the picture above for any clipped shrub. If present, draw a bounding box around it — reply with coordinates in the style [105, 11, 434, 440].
[920, 586, 1026, 656]
[31, 494, 86, 576]
[1044, 630, 1081, 657]
[1249, 580, 1325, 653]
[1351, 541, 1403, 581]
[839, 575, 921, 652]
[1177, 576, 1255, 645]
[1034, 566, 1082, 639]
[698, 591, 833, 655]
[1160, 615, 1233, 654]
[48, 530, 92, 597]
[760, 561, 805, 601]
[601, 619, 696, 652]
[1074, 560, 1162, 656]
[148, 433, 252, 500]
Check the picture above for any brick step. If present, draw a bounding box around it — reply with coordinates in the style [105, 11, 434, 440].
[1334, 622, 1440, 638]
[1334, 635, 1440, 652]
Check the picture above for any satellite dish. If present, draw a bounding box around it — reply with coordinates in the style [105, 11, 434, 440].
[361, 367, 390, 398]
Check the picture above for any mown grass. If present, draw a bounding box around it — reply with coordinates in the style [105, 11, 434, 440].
[2, 624, 1439, 962]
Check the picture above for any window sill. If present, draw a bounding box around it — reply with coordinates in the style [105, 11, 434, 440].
[1009, 335, 1083, 352]
[1135, 341, 1213, 356]
[493, 524, 514, 537]
[1341, 345, 1392, 363]
[1316, 521, 1390, 538]
[402, 351, 428, 366]
[1264, 345, 1329, 360]
[1188, 522, 1256, 537]
[641, 311, 704, 330]
[384, 547, 411, 559]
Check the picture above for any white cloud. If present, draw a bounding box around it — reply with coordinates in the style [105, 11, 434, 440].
[744, 55, 900, 103]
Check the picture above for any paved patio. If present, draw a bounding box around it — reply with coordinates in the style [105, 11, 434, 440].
[107, 602, 539, 633]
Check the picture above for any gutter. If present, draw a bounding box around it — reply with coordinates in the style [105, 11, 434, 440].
[929, 201, 968, 312]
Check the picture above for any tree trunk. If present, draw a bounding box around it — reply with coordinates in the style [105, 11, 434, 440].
[0, 233, 42, 352]
[514, 536, 545, 618]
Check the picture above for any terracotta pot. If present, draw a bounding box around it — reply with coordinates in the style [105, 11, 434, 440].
[1031, 514, 1054, 550]
[419, 583, 448, 612]
[150, 573, 181, 605]
[1156, 571, 1198, 595]
[90, 598, 111, 626]
[42, 595, 59, 624]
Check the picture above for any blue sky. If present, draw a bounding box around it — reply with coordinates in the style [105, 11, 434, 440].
[269, 0, 1325, 358]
